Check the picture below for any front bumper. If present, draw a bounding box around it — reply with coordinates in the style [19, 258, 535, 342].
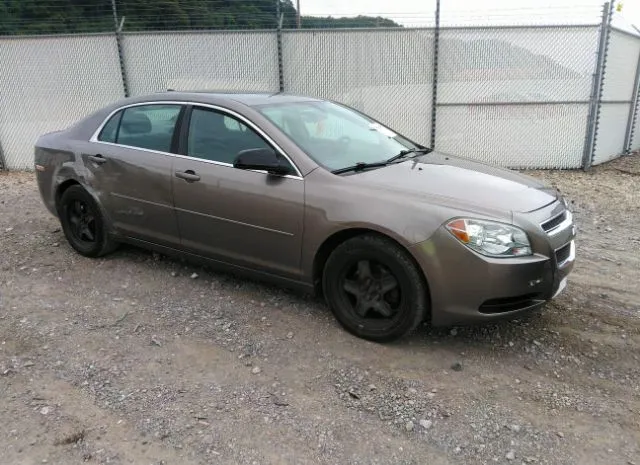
[410, 203, 575, 326]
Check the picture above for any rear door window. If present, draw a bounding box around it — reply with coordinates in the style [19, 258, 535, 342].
[98, 104, 182, 153]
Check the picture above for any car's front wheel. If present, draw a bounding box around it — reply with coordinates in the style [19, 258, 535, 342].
[58, 185, 117, 258]
[322, 234, 428, 342]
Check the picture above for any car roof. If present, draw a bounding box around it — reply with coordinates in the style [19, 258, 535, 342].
[123, 91, 324, 107]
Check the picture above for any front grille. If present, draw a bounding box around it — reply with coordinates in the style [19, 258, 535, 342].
[541, 211, 567, 232]
[479, 293, 543, 314]
[555, 242, 572, 265]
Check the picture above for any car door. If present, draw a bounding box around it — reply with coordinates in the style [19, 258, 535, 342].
[172, 105, 305, 279]
[83, 103, 183, 247]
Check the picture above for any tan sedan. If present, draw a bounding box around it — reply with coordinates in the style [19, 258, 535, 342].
[35, 92, 575, 341]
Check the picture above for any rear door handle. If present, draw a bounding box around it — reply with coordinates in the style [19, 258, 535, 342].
[88, 154, 107, 165]
[175, 170, 201, 182]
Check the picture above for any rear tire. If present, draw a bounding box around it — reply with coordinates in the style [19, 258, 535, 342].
[58, 185, 117, 258]
[322, 234, 428, 342]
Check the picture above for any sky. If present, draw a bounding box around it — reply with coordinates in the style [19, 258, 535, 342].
[300, 0, 640, 31]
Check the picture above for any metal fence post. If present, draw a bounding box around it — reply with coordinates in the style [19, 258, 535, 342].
[581, 2, 613, 170]
[0, 137, 6, 171]
[111, 0, 130, 97]
[623, 48, 640, 154]
[429, 0, 441, 148]
[276, 0, 285, 92]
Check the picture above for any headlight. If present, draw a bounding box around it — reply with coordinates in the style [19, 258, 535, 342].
[446, 218, 532, 257]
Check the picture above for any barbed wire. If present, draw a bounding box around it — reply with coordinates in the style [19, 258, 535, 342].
[0, 1, 621, 36]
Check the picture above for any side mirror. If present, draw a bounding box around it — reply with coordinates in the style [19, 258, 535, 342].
[233, 148, 292, 176]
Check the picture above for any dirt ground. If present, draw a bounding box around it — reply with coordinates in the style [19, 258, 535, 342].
[0, 156, 639, 465]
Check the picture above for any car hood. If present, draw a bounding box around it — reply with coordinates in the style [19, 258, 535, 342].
[350, 151, 558, 213]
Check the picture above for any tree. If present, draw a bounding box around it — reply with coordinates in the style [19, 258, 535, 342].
[0, 0, 401, 35]
[302, 15, 400, 29]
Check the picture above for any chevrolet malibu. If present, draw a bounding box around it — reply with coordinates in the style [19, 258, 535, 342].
[35, 92, 576, 342]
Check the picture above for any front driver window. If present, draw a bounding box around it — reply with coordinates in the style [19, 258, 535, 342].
[187, 107, 293, 172]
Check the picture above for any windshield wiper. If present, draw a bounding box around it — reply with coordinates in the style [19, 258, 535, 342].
[331, 161, 389, 175]
[331, 147, 432, 175]
[385, 147, 431, 164]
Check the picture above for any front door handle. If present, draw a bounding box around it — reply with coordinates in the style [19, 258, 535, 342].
[175, 170, 201, 182]
[88, 154, 107, 165]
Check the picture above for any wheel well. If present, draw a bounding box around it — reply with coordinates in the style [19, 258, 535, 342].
[313, 229, 432, 322]
[54, 179, 80, 211]
[313, 229, 431, 303]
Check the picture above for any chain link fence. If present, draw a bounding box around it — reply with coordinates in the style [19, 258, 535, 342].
[283, 28, 435, 145]
[0, 10, 639, 171]
[0, 34, 125, 170]
[435, 25, 600, 169]
[122, 31, 280, 96]
[593, 28, 640, 164]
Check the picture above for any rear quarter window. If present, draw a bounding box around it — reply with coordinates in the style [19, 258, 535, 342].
[97, 110, 123, 143]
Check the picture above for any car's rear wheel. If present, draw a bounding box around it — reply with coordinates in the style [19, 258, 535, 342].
[58, 185, 117, 258]
[322, 234, 428, 342]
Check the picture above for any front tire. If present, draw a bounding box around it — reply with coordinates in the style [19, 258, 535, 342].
[322, 234, 428, 342]
[58, 185, 117, 258]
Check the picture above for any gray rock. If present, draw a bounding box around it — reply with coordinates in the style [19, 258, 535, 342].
[405, 421, 414, 432]
[251, 366, 261, 374]
[419, 419, 433, 430]
[506, 450, 516, 460]
[273, 397, 289, 406]
[509, 424, 521, 433]
[191, 273, 199, 279]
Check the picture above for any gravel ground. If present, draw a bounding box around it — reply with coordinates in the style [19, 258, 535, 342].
[1, 156, 639, 465]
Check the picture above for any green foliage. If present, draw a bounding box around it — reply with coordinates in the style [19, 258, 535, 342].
[302, 15, 400, 29]
[1, 0, 113, 35]
[0, 0, 400, 35]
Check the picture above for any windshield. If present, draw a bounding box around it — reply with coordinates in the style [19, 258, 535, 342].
[255, 101, 418, 172]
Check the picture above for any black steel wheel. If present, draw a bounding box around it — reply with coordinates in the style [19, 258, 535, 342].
[58, 185, 117, 257]
[322, 234, 428, 342]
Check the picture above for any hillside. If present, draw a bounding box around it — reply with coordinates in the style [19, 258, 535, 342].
[0, 0, 401, 35]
